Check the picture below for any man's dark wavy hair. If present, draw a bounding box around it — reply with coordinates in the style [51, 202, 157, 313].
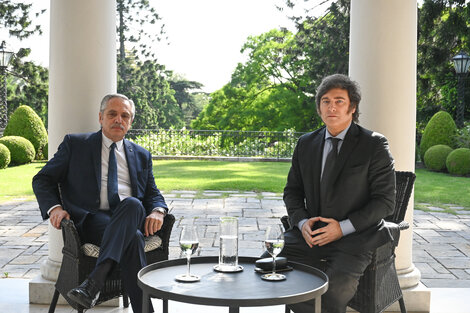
[315, 74, 361, 123]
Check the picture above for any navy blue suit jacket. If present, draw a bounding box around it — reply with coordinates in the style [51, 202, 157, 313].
[33, 130, 167, 229]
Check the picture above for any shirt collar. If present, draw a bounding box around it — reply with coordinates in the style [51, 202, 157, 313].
[324, 122, 352, 141]
[102, 133, 124, 151]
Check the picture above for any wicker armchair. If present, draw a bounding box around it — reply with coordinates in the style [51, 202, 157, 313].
[48, 213, 175, 313]
[281, 171, 415, 313]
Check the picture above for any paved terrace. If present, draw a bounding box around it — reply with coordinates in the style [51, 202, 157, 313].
[0, 191, 470, 312]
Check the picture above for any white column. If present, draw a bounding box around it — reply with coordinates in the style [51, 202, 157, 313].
[29, 0, 116, 305]
[48, 0, 117, 156]
[349, 0, 430, 312]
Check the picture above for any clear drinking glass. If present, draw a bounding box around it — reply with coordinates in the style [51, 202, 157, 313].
[261, 224, 286, 281]
[216, 216, 240, 272]
[175, 224, 200, 282]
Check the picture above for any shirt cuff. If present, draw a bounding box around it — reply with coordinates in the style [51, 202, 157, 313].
[47, 204, 62, 216]
[339, 219, 356, 236]
[298, 218, 308, 230]
[152, 207, 167, 216]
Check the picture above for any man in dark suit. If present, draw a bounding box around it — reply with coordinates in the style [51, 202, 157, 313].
[33, 94, 167, 313]
[282, 74, 395, 313]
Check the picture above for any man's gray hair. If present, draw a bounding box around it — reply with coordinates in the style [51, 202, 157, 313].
[100, 94, 135, 120]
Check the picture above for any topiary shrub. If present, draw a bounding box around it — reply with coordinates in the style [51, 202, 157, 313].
[446, 148, 470, 176]
[0, 143, 10, 169]
[0, 136, 35, 165]
[3, 105, 48, 159]
[42, 142, 48, 159]
[420, 111, 457, 161]
[424, 144, 453, 171]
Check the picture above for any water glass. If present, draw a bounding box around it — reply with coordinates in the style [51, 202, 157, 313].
[217, 216, 239, 272]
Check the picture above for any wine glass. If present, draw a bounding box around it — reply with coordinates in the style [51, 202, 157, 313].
[175, 224, 200, 282]
[261, 224, 286, 281]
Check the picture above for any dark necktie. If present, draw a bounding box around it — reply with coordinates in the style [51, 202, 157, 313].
[320, 137, 340, 211]
[108, 142, 120, 211]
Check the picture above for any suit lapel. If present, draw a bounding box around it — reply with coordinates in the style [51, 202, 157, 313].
[124, 139, 138, 197]
[329, 123, 359, 185]
[312, 128, 325, 209]
[91, 131, 102, 192]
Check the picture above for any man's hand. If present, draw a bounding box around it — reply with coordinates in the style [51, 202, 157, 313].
[301, 217, 320, 248]
[310, 217, 343, 246]
[144, 211, 164, 237]
[49, 206, 70, 229]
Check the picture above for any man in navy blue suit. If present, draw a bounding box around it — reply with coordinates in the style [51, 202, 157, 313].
[33, 94, 167, 313]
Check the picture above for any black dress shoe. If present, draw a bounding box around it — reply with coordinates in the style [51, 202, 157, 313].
[67, 278, 101, 309]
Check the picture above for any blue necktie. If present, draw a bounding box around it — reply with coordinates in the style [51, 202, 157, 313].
[108, 143, 120, 211]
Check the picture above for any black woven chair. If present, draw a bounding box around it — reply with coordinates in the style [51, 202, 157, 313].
[48, 213, 175, 313]
[280, 171, 415, 313]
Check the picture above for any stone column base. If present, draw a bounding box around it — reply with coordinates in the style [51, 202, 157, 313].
[29, 274, 119, 307]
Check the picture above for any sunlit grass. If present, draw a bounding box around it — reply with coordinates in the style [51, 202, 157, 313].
[0, 162, 45, 203]
[1, 161, 469, 211]
[414, 168, 470, 208]
[153, 160, 290, 192]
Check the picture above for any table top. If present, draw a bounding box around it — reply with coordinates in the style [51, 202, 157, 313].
[138, 256, 328, 308]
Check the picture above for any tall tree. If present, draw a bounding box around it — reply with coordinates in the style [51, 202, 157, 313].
[116, 1, 185, 129]
[192, 29, 315, 132]
[193, 1, 350, 132]
[417, 0, 470, 130]
[117, 52, 183, 129]
[116, 0, 165, 62]
[168, 74, 207, 126]
[0, 1, 44, 39]
[7, 48, 49, 125]
[1, 1, 48, 124]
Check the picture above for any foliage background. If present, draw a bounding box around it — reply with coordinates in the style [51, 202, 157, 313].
[1, 0, 470, 143]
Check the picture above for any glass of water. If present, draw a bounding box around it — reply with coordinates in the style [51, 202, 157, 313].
[216, 216, 240, 272]
[261, 224, 286, 281]
[175, 224, 200, 282]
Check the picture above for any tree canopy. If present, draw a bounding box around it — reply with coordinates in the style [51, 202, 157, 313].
[417, 0, 470, 131]
[0, 1, 43, 39]
[194, 0, 470, 133]
[192, 1, 350, 132]
[1, 1, 48, 125]
[116, 0, 203, 129]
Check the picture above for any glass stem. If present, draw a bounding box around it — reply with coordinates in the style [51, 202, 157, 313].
[272, 256, 277, 275]
[186, 255, 191, 277]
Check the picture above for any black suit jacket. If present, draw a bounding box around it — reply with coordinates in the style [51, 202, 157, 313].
[283, 123, 396, 253]
[32, 130, 167, 229]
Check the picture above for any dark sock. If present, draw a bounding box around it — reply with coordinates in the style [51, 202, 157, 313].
[89, 259, 114, 289]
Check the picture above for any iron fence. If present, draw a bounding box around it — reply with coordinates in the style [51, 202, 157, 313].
[127, 129, 307, 159]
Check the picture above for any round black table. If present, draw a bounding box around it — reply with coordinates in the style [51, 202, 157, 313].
[138, 256, 328, 313]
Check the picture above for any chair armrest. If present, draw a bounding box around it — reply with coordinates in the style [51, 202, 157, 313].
[398, 221, 409, 231]
[60, 219, 82, 258]
[281, 215, 291, 231]
[157, 213, 175, 253]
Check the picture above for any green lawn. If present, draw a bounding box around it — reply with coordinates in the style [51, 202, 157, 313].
[414, 168, 470, 209]
[0, 162, 44, 203]
[1, 161, 469, 211]
[154, 160, 290, 192]
[0, 160, 291, 203]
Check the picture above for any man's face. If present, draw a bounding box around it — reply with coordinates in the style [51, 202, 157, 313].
[99, 97, 133, 142]
[318, 88, 356, 136]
